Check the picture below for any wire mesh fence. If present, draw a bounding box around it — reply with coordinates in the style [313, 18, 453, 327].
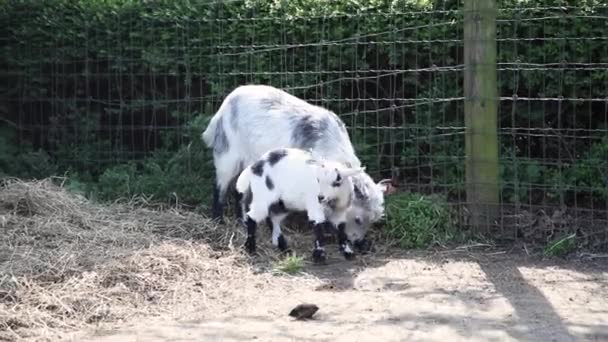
[1, 0, 607, 249]
[494, 3, 608, 248]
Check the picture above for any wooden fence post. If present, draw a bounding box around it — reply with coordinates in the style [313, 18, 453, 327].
[464, 0, 499, 229]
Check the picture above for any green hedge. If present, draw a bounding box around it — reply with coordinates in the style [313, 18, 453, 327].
[1, 0, 607, 208]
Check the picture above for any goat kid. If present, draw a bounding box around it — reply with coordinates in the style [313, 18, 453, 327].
[235, 147, 363, 263]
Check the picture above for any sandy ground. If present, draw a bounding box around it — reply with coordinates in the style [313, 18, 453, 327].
[80, 250, 608, 342]
[3, 180, 606, 342]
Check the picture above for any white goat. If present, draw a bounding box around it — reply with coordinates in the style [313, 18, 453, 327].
[202, 84, 394, 252]
[236, 147, 364, 263]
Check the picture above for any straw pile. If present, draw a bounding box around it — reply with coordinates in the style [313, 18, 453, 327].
[0, 178, 314, 341]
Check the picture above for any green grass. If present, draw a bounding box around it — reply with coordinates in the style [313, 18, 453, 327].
[384, 192, 458, 249]
[273, 254, 305, 275]
[543, 233, 577, 258]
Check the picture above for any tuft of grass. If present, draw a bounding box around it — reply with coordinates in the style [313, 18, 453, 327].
[273, 254, 305, 275]
[543, 233, 577, 258]
[383, 192, 458, 249]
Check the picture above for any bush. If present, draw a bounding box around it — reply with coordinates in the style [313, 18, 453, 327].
[93, 115, 216, 206]
[0, 125, 57, 179]
[543, 233, 578, 258]
[1, 0, 606, 212]
[548, 137, 608, 200]
[96, 163, 139, 201]
[383, 192, 457, 249]
[0, 0, 462, 191]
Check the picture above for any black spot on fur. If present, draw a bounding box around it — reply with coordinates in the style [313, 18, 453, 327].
[291, 115, 330, 149]
[245, 216, 257, 253]
[277, 235, 288, 251]
[229, 95, 240, 131]
[233, 188, 243, 219]
[331, 172, 342, 187]
[353, 184, 366, 200]
[265, 176, 274, 190]
[267, 149, 288, 165]
[251, 160, 265, 176]
[212, 116, 229, 154]
[269, 200, 288, 215]
[323, 221, 338, 234]
[240, 187, 253, 216]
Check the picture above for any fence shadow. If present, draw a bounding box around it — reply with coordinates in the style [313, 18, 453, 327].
[279, 244, 608, 341]
[476, 256, 575, 341]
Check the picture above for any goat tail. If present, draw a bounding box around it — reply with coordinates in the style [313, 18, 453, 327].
[202, 93, 234, 147]
[201, 113, 221, 148]
[235, 166, 253, 194]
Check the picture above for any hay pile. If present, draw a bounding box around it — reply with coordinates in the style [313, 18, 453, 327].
[0, 178, 307, 341]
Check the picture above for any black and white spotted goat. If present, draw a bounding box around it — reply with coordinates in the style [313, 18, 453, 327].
[202, 84, 396, 253]
[235, 147, 364, 263]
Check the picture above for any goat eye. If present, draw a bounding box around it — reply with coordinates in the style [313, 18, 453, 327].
[355, 217, 362, 225]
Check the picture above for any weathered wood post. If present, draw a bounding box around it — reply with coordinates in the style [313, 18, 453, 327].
[464, 0, 499, 229]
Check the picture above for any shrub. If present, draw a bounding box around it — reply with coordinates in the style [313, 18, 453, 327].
[543, 233, 578, 258]
[95, 163, 139, 201]
[1, 0, 606, 214]
[548, 137, 608, 200]
[383, 192, 457, 249]
[0, 125, 57, 180]
[93, 115, 216, 206]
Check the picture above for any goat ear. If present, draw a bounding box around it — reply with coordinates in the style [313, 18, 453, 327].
[378, 178, 397, 195]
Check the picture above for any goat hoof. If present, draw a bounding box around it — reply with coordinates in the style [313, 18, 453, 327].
[340, 243, 356, 260]
[354, 239, 373, 254]
[245, 237, 256, 254]
[277, 235, 288, 251]
[343, 250, 356, 260]
[312, 248, 327, 264]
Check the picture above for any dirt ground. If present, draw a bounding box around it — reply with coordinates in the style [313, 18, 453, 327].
[79, 249, 608, 342]
[2, 180, 607, 342]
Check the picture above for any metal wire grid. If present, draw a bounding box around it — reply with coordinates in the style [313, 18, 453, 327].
[4, 1, 607, 245]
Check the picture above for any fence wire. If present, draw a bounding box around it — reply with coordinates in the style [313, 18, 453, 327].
[1, 0, 607, 249]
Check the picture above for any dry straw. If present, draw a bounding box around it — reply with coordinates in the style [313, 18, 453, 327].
[0, 178, 318, 341]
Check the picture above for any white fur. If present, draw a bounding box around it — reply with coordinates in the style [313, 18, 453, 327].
[236, 148, 361, 228]
[203, 84, 389, 243]
[269, 213, 287, 247]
